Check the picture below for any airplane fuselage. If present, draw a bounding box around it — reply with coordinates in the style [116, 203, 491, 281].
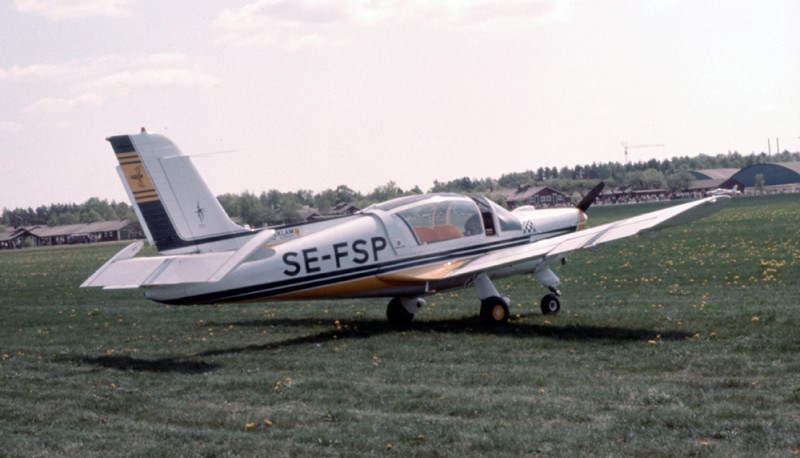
[144, 196, 583, 305]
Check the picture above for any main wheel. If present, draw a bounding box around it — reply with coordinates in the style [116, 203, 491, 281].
[480, 296, 510, 325]
[540, 294, 561, 315]
[387, 298, 414, 326]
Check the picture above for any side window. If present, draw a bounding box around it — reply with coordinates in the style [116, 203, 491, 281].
[471, 195, 522, 234]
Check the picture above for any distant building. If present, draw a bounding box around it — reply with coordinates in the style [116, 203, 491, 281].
[0, 226, 37, 249]
[598, 187, 670, 204]
[0, 220, 141, 249]
[689, 168, 740, 181]
[327, 202, 360, 217]
[297, 205, 323, 222]
[729, 162, 800, 192]
[504, 185, 571, 208]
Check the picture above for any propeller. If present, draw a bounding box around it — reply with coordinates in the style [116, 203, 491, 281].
[576, 181, 605, 212]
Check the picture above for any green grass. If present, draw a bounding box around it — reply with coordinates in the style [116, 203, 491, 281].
[2, 194, 799, 457]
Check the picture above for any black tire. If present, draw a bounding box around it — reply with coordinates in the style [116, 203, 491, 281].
[540, 294, 561, 315]
[480, 296, 510, 325]
[387, 298, 414, 325]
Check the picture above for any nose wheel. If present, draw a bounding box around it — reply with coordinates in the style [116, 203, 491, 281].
[540, 293, 561, 315]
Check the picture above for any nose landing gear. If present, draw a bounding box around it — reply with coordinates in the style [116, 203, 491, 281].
[540, 293, 561, 315]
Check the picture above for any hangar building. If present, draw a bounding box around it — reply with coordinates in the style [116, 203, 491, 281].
[729, 162, 800, 189]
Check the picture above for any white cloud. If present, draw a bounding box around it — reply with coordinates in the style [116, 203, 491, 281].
[1, 53, 220, 89]
[23, 93, 106, 114]
[0, 57, 121, 83]
[0, 63, 71, 81]
[0, 121, 23, 133]
[90, 68, 222, 88]
[14, 0, 135, 19]
[144, 53, 189, 65]
[215, 0, 571, 48]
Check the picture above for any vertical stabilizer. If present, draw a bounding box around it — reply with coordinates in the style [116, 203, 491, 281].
[108, 132, 248, 254]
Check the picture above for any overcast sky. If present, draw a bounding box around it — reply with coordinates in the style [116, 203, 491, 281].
[2, 0, 798, 209]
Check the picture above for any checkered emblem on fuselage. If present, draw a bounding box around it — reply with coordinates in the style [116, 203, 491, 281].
[522, 220, 536, 234]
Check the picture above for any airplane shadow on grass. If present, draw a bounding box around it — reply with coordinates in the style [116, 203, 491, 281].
[71, 314, 693, 374]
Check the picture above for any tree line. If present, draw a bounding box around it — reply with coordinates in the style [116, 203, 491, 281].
[2, 198, 137, 228]
[3, 149, 798, 229]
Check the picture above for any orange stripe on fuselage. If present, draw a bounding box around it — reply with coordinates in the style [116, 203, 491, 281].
[377, 258, 473, 282]
[269, 258, 474, 300]
[271, 276, 397, 300]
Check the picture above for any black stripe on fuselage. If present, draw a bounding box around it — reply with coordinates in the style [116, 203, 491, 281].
[157, 228, 575, 305]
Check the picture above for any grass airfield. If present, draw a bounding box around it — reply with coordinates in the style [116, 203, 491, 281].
[1, 194, 799, 457]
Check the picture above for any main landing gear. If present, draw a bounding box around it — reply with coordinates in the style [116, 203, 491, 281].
[475, 267, 562, 325]
[386, 297, 425, 325]
[480, 296, 510, 325]
[385, 268, 563, 326]
[474, 272, 511, 325]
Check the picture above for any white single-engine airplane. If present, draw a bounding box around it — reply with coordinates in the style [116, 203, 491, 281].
[83, 131, 731, 325]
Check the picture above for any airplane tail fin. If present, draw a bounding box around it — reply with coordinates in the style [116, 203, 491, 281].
[108, 131, 248, 254]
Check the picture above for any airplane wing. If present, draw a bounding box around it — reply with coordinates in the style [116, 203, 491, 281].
[81, 229, 274, 289]
[382, 195, 731, 282]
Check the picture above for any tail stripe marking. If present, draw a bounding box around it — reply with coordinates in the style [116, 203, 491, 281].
[108, 135, 160, 204]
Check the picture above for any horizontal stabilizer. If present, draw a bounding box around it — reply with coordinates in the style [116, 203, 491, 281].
[81, 229, 275, 289]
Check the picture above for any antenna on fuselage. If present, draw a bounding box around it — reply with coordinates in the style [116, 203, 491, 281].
[576, 182, 605, 212]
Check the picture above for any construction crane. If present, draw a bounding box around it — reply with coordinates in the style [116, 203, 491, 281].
[621, 142, 665, 164]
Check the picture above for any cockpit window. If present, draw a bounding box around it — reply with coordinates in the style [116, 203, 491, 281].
[470, 195, 522, 233]
[492, 201, 522, 232]
[394, 197, 483, 244]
